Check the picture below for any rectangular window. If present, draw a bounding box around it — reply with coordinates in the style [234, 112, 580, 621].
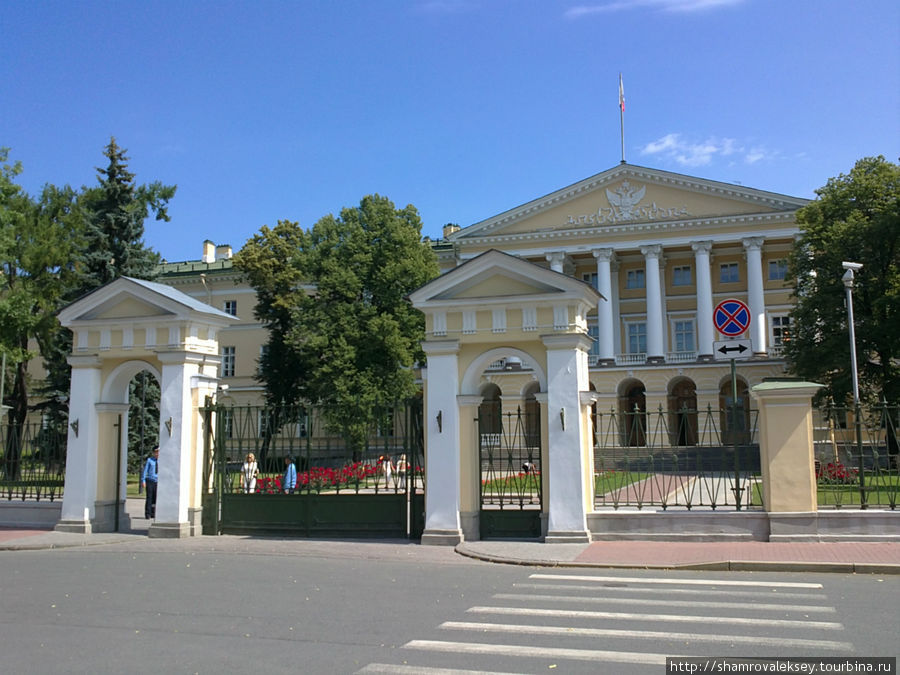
[768, 259, 788, 281]
[587, 322, 601, 361]
[221, 346, 235, 377]
[224, 300, 237, 316]
[627, 322, 647, 354]
[674, 320, 695, 352]
[258, 345, 269, 375]
[582, 272, 598, 291]
[720, 262, 739, 283]
[673, 266, 692, 286]
[626, 269, 645, 289]
[771, 315, 792, 347]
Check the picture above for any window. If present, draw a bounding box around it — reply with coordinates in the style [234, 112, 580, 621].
[673, 266, 692, 286]
[587, 322, 601, 362]
[224, 300, 237, 316]
[582, 272, 598, 290]
[674, 320, 695, 352]
[720, 262, 739, 283]
[221, 346, 235, 377]
[258, 344, 269, 375]
[771, 315, 792, 347]
[626, 269, 645, 289]
[627, 322, 647, 354]
[768, 259, 788, 281]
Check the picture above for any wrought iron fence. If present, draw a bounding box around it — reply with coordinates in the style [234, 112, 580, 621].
[208, 402, 424, 496]
[813, 403, 899, 510]
[0, 421, 66, 501]
[593, 405, 760, 510]
[479, 408, 542, 510]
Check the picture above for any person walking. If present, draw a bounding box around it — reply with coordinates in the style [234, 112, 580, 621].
[141, 447, 159, 519]
[283, 457, 297, 494]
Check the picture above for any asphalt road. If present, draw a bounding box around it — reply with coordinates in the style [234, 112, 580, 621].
[0, 541, 896, 674]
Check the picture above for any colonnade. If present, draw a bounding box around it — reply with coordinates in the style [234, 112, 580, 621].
[542, 238, 770, 362]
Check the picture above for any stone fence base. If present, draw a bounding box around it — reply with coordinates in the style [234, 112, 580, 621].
[0, 501, 63, 529]
[588, 509, 900, 543]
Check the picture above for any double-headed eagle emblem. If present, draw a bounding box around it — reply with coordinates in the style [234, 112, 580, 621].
[605, 180, 646, 220]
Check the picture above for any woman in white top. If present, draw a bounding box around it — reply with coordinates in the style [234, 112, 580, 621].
[241, 452, 259, 493]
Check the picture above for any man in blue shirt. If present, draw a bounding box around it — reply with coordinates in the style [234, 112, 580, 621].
[141, 447, 159, 519]
[283, 457, 297, 494]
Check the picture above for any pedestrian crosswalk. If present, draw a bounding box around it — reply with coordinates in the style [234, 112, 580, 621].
[357, 570, 855, 674]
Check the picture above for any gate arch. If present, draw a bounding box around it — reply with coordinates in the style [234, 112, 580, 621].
[409, 249, 603, 544]
[54, 277, 232, 536]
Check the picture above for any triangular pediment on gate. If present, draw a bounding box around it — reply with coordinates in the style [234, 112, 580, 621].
[58, 277, 235, 328]
[451, 163, 808, 240]
[409, 249, 603, 307]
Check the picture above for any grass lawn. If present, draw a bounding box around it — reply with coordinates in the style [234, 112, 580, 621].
[818, 473, 900, 506]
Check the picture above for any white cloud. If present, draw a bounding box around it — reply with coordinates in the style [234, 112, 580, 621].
[640, 133, 777, 167]
[564, 0, 744, 18]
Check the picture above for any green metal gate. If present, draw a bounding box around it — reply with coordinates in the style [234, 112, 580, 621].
[202, 399, 424, 538]
[478, 408, 543, 538]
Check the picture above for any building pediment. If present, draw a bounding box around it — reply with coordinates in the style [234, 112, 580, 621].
[409, 249, 602, 308]
[58, 277, 234, 328]
[452, 163, 808, 241]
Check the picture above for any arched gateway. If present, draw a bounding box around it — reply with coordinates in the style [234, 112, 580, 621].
[55, 278, 233, 537]
[409, 250, 603, 544]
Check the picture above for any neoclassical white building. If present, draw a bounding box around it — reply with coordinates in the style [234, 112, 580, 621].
[162, 163, 805, 420]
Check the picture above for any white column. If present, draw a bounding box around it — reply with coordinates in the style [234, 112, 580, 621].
[545, 251, 568, 274]
[743, 237, 767, 354]
[692, 240, 714, 359]
[592, 248, 616, 364]
[421, 340, 463, 545]
[641, 245, 665, 361]
[542, 333, 593, 543]
[56, 356, 103, 533]
[151, 351, 203, 538]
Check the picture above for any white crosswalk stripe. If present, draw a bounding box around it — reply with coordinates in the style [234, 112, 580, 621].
[492, 592, 837, 613]
[403, 640, 674, 666]
[438, 620, 855, 651]
[529, 573, 825, 588]
[467, 604, 844, 629]
[357, 571, 852, 674]
[513, 581, 829, 600]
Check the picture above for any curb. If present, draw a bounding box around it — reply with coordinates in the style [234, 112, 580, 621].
[454, 544, 900, 575]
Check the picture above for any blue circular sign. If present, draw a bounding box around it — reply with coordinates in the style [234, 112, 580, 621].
[714, 298, 751, 336]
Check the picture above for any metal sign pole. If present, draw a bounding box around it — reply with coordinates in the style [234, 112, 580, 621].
[730, 357, 744, 510]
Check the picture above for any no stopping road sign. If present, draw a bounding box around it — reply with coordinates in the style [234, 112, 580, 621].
[714, 298, 751, 337]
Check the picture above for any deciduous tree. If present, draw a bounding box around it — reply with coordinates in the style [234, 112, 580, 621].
[786, 156, 900, 404]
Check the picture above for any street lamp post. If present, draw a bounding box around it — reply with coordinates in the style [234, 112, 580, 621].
[842, 261, 866, 508]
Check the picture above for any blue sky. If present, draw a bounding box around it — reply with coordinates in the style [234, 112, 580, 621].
[4, 0, 898, 263]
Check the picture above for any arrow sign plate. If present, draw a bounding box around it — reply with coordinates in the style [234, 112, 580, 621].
[713, 339, 752, 361]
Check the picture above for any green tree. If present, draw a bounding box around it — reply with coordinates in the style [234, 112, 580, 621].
[236, 195, 439, 455]
[0, 149, 82, 477]
[77, 137, 175, 289]
[40, 138, 175, 458]
[786, 156, 900, 404]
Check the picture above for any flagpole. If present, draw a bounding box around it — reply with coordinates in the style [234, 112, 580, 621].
[619, 73, 626, 164]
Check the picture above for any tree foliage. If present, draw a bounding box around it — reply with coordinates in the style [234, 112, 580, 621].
[786, 156, 900, 404]
[40, 138, 173, 438]
[76, 137, 174, 290]
[0, 149, 82, 476]
[236, 194, 439, 452]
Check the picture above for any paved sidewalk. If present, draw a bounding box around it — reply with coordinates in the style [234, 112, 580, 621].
[1, 522, 898, 574]
[456, 539, 900, 574]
